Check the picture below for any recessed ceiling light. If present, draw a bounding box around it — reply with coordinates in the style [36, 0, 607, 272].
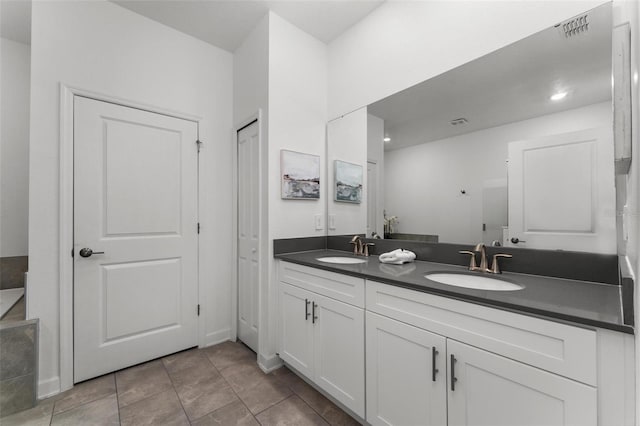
[550, 91, 568, 101]
[383, 137, 391, 142]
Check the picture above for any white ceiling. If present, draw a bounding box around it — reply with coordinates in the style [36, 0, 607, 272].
[369, 3, 612, 151]
[113, 0, 384, 52]
[0, 0, 384, 51]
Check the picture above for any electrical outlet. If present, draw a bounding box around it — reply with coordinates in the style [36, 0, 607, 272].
[314, 214, 323, 230]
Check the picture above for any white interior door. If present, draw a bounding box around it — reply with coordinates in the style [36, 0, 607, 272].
[507, 127, 616, 253]
[237, 121, 259, 353]
[73, 96, 199, 383]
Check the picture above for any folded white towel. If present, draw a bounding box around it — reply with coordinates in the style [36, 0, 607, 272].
[378, 248, 416, 264]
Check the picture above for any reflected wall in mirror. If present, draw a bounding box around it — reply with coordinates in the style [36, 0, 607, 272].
[328, 3, 619, 253]
[327, 108, 368, 236]
[1, 35, 30, 323]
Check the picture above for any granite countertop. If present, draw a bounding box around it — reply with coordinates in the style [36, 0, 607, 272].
[276, 249, 633, 334]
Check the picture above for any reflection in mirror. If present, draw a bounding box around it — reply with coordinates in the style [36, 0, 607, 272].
[363, 3, 616, 253]
[1, 35, 30, 323]
[326, 108, 368, 236]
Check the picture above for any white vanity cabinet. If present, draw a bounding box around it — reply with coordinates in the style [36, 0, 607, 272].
[446, 339, 596, 426]
[366, 311, 447, 426]
[364, 280, 632, 426]
[278, 262, 365, 418]
[366, 311, 596, 426]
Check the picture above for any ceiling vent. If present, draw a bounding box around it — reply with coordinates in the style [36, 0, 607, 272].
[450, 118, 468, 126]
[559, 14, 589, 38]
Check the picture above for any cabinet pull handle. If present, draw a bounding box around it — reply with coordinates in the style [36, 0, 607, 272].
[432, 347, 439, 382]
[312, 302, 318, 324]
[450, 354, 458, 391]
[305, 299, 311, 320]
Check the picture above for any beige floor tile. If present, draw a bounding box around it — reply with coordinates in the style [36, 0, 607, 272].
[290, 380, 360, 426]
[218, 360, 266, 394]
[0, 399, 54, 426]
[204, 341, 255, 370]
[269, 366, 306, 389]
[52, 373, 116, 414]
[255, 395, 329, 426]
[51, 394, 119, 426]
[119, 388, 189, 426]
[191, 400, 259, 426]
[168, 357, 221, 388]
[115, 359, 173, 408]
[175, 374, 240, 421]
[236, 374, 292, 415]
[162, 347, 211, 374]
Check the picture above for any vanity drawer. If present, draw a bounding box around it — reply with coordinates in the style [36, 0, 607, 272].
[366, 280, 597, 386]
[279, 261, 365, 308]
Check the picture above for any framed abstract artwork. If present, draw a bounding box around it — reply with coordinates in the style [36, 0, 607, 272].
[334, 160, 362, 203]
[281, 150, 320, 200]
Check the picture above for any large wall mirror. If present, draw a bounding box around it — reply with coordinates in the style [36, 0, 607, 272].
[327, 2, 630, 254]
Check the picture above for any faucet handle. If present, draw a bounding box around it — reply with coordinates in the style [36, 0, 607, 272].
[490, 253, 512, 274]
[459, 250, 477, 270]
[364, 242, 375, 257]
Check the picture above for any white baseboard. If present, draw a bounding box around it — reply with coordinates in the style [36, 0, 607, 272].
[258, 353, 282, 373]
[202, 328, 231, 348]
[38, 376, 60, 400]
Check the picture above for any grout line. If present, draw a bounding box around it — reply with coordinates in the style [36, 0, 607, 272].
[161, 354, 192, 424]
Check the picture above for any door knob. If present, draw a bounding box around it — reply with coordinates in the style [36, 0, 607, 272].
[79, 248, 104, 258]
[510, 237, 526, 244]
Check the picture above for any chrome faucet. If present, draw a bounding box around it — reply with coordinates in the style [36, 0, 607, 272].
[350, 235, 363, 255]
[350, 235, 375, 256]
[459, 243, 512, 274]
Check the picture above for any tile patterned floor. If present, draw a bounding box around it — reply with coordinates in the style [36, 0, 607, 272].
[0, 341, 361, 425]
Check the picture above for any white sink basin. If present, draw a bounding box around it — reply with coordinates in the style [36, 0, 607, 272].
[425, 272, 524, 291]
[317, 256, 367, 265]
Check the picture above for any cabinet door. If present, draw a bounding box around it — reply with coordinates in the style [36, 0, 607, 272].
[366, 312, 447, 426]
[313, 293, 365, 418]
[447, 340, 597, 426]
[279, 283, 314, 378]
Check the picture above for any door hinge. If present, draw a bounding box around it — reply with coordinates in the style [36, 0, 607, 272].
[197, 304, 200, 316]
[71, 248, 74, 257]
[196, 139, 203, 153]
[197, 223, 201, 234]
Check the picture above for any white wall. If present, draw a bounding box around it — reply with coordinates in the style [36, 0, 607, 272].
[268, 12, 327, 240]
[233, 13, 271, 366]
[234, 15, 269, 126]
[385, 102, 612, 244]
[263, 12, 328, 367]
[327, 1, 606, 119]
[29, 0, 233, 397]
[326, 108, 367, 236]
[1, 37, 30, 258]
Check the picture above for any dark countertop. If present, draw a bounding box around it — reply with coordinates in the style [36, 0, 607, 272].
[276, 249, 633, 334]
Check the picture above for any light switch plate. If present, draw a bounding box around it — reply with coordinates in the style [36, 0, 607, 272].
[329, 214, 336, 230]
[314, 214, 323, 230]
